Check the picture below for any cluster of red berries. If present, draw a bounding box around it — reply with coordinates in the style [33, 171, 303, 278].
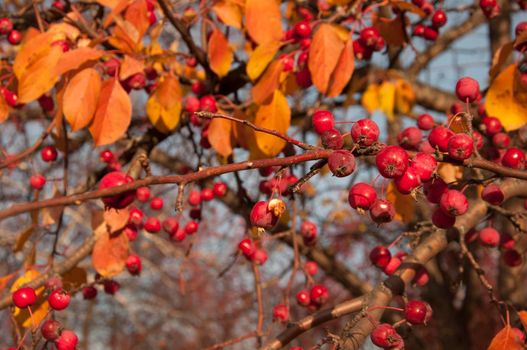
[238, 238, 268, 265]
[0, 17, 21, 45]
[102, 57, 159, 93]
[410, 1, 447, 41]
[295, 284, 330, 311]
[99, 148, 121, 171]
[185, 94, 218, 148]
[369, 247, 429, 285]
[28, 145, 61, 191]
[353, 26, 386, 61]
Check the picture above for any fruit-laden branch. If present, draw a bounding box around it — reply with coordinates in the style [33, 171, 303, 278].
[407, 10, 486, 76]
[336, 178, 527, 350]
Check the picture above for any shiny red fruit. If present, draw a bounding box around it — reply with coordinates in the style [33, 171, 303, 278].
[41, 319, 61, 341]
[252, 248, 267, 265]
[213, 181, 227, 197]
[0, 18, 13, 34]
[376, 145, 409, 178]
[502, 148, 525, 169]
[428, 126, 454, 152]
[370, 246, 391, 268]
[312, 110, 335, 134]
[294, 21, 311, 39]
[448, 133, 474, 160]
[456, 77, 480, 103]
[405, 300, 432, 324]
[12, 287, 37, 308]
[296, 290, 310, 306]
[398, 127, 422, 149]
[199, 95, 217, 113]
[144, 217, 161, 233]
[478, 227, 500, 247]
[100, 149, 115, 163]
[7, 30, 22, 45]
[351, 118, 380, 146]
[126, 254, 142, 275]
[417, 114, 435, 130]
[250, 201, 279, 229]
[55, 329, 78, 350]
[162, 217, 179, 235]
[432, 207, 456, 229]
[481, 183, 504, 205]
[431, 10, 447, 28]
[439, 189, 468, 216]
[30, 174, 46, 190]
[481, 116, 502, 135]
[369, 199, 395, 224]
[309, 284, 329, 305]
[150, 196, 164, 210]
[238, 238, 256, 258]
[321, 129, 343, 150]
[394, 167, 421, 194]
[48, 289, 71, 310]
[371, 323, 403, 348]
[136, 186, 151, 202]
[348, 182, 377, 210]
[99, 172, 136, 209]
[41, 146, 58, 162]
[272, 304, 289, 322]
[410, 153, 437, 182]
[304, 261, 318, 276]
[328, 150, 356, 177]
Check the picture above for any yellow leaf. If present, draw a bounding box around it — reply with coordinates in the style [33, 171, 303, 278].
[394, 79, 415, 114]
[92, 228, 129, 278]
[146, 74, 182, 133]
[119, 55, 145, 80]
[519, 311, 527, 332]
[63, 68, 102, 131]
[212, 0, 243, 29]
[437, 163, 463, 183]
[386, 182, 415, 223]
[208, 114, 234, 157]
[362, 83, 381, 112]
[10, 269, 49, 329]
[379, 81, 396, 121]
[17, 46, 62, 103]
[487, 325, 523, 350]
[54, 47, 105, 76]
[89, 78, 132, 146]
[247, 41, 282, 81]
[486, 64, 527, 131]
[327, 36, 354, 97]
[252, 59, 284, 104]
[254, 90, 290, 157]
[245, 0, 283, 45]
[308, 23, 345, 94]
[208, 29, 233, 77]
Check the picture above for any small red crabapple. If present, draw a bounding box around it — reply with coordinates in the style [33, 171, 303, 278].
[48, 289, 71, 310]
[162, 217, 179, 235]
[428, 126, 454, 152]
[100, 149, 115, 163]
[369, 246, 391, 269]
[394, 167, 421, 195]
[82, 286, 98, 300]
[351, 118, 380, 146]
[280, 54, 294, 72]
[238, 239, 256, 259]
[481, 183, 504, 205]
[12, 287, 37, 308]
[480, 0, 497, 12]
[296, 290, 310, 306]
[448, 133, 474, 160]
[439, 189, 468, 216]
[383, 256, 402, 275]
[136, 186, 151, 202]
[410, 153, 437, 182]
[370, 323, 403, 349]
[103, 280, 120, 295]
[41, 145, 58, 162]
[304, 261, 318, 276]
[188, 191, 202, 206]
[213, 181, 227, 197]
[376, 145, 409, 178]
[423, 26, 439, 41]
[418, 140, 435, 154]
[413, 267, 430, 286]
[503, 249, 523, 267]
[481, 116, 502, 136]
[52, 1, 65, 11]
[7, 30, 22, 45]
[500, 233, 515, 250]
[293, 20, 311, 39]
[353, 40, 373, 60]
[492, 132, 510, 149]
[413, 24, 425, 37]
[417, 113, 435, 130]
[189, 207, 202, 220]
[309, 284, 329, 305]
[128, 207, 144, 225]
[321, 129, 344, 150]
[397, 127, 422, 149]
[150, 196, 164, 210]
[144, 217, 161, 233]
[431, 10, 447, 28]
[0, 18, 13, 34]
[423, 177, 448, 204]
[252, 248, 268, 265]
[55, 329, 78, 350]
[30, 174, 46, 190]
[201, 188, 214, 201]
[455, 77, 480, 103]
[369, 199, 395, 224]
[405, 300, 432, 324]
[328, 150, 356, 177]
[172, 229, 186, 241]
[41, 319, 62, 341]
[512, 327, 526, 343]
[359, 26, 380, 48]
[1, 87, 18, 107]
[478, 227, 500, 247]
[312, 110, 335, 134]
[250, 201, 279, 229]
[98, 172, 136, 209]
[295, 66, 312, 88]
[38, 94, 55, 112]
[502, 148, 525, 169]
[124, 224, 138, 241]
[272, 304, 289, 322]
[348, 182, 377, 210]
[184, 221, 199, 234]
[300, 221, 317, 240]
[199, 95, 217, 113]
[432, 207, 456, 229]
[126, 254, 142, 276]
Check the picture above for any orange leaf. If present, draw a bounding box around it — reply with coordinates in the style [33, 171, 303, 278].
[89, 78, 132, 146]
[327, 36, 355, 97]
[252, 59, 284, 104]
[0, 93, 8, 124]
[519, 311, 527, 332]
[124, 0, 149, 43]
[212, 0, 242, 29]
[208, 29, 233, 77]
[10, 269, 49, 329]
[13, 31, 59, 78]
[487, 325, 523, 350]
[247, 41, 282, 81]
[92, 228, 129, 278]
[208, 115, 233, 157]
[254, 90, 291, 157]
[245, 0, 283, 45]
[54, 47, 104, 76]
[63, 68, 102, 131]
[119, 54, 145, 81]
[104, 207, 130, 233]
[308, 24, 345, 94]
[0, 273, 15, 294]
[386, 182, 415, 223]
[375, 15, 407, 47]
[17, 45, 62, 103]
[146, 74, 182, 133]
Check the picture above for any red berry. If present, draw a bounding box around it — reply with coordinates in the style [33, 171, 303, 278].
[150, 196, 164, 210]
[52, 0, 65, 10]
[348, 182, 377, 210]
[359, 26, 380, 47]
[423, 177, 448, 204]
[376, 145, 409, 178]
[185, 96, 200, 115]
[100, 149, 115, 163]
[413, 267, 430, 286]
[41, 319, 61, 341]
[383, 256, 402, 275]
[417, 114, 435, 130]
[481, 183, 504, 205]
[199, 95, 217, 112]
[184, 221, 199, 234]
[371, 323, 403, 348]
[144, 217, 161, 233]
[296, 290, 310, 306]
[423, 26, 439, 41]
[272, 304, 289, 322]
[48, 289, 71, 310]
[473, 130, 484, 150]
[394, 167, 421, 194]
[128, 207, 144, 225]
[502, 147, 525, 169]
[213, 181, 227, 197]
[250, 201, 279, 229]
[481, 116, 502, 135]
[304, 261, 318, 276]
[103, 280, 120, 295]
[295, 66, 312, 87]
[418, 140, 435, 154]
[252, 248, 268, 265]
[123, 72, 146, 90]
[309, 284, 329, 305]
[478, 227, 500, 247]
[440, 189, 468, 216]
[432, 207, 456, 229]
[492, 132, 510, 149]
[411, 0, 424, 6]
[7, 30, 22, 45]
[30, 174, 46, 190]
[297, 50, 309, 66]
[136, 186, 151, 202]
[82, 286, 97, 300]
[428, 126, 454, 152]
[38, 94, 54, 112]
[199, 188, 213, 202]
[456, 77, 480, 103]
[480, 0, 497, 11]
[238, 238, 256, 258]
[1, 87, 18, 107]
[398, 127, 422, 149]
[0, 18, 13, 34]
[172, 229, 186, 241]
[501, 233, 515, 250]
[321, 129, 343, 150]
[370, 246, 391, 268]
[300, 220, 317, 240]
[503, 249, 523, 267]
[353, 39, 373, 60]
[328, 150, 356, 177]
[410, 153, 437, 182]
[413, 24, 426, 37]
[162, 217, 179, 235]
[12, 287, 37, 308]
[431, 10, 447, 28]
[103, 58, 120, 76]
[280, 54, 294, 72]
[99, 172, 136, 209]
[312, 110, 335, 134]
[188, 191, 201, 206]
[126, 254, 142, 275]
[41, 146, 58, 162]
[55, 329, 78, 350]
[405, 300, 432, 324]
[294, 21, 311, 39]
[369, 199, 395, 224]
[351, 118, 380, 146]
[448, 133, 474, 160]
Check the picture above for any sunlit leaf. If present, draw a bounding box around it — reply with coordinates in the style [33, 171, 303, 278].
[208, 29, 233, 77]
[92, 227, 129, 278]
[63, 68, 102, 131]
[247, 41, 282, 81]
[54, 47, 104, 76]
[208, 113, 234, 157]
[212, 0, 242, 29]
[146, 74, 182, 133]
[487, 325, 523, 350]
[386, 182, 415, 223]
[394, 79, 415, 114]
[245, 0, 283, 45]
[254, 90, 290, 157]
[119, 55, 145, 80]
[327, 36, 354, 97]
[252, 59, 284, 104]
